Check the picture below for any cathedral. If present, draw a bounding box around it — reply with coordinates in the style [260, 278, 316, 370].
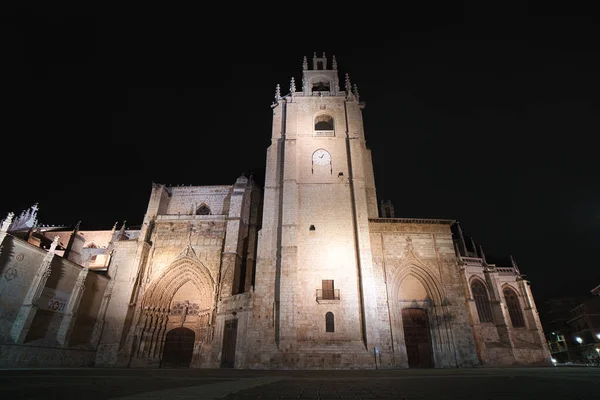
[0, 53, 551, 369]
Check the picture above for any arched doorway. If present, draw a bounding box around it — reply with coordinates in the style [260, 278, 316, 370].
[402, 308, 433, 368]
[161, 327, 195, 368]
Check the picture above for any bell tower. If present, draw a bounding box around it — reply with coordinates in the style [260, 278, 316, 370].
[250, 52, 381, 367]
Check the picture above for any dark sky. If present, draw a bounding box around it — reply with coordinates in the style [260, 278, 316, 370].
[2, 7, 599, 307]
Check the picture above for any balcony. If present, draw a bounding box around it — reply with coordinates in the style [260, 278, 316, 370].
[316, 289, 340, 303]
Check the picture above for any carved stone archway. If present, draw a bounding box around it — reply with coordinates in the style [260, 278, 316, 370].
[387, 263, 446, 368]
[133, 257, 215, 365]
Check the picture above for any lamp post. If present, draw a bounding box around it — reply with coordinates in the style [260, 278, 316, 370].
[574, 336, 584, 363]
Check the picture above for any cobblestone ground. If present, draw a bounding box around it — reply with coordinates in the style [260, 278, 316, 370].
[0, 367, 599, 399]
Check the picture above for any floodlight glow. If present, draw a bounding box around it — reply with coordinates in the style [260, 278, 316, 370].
[596, 333, 600, 340]
[575, 336, 583, 344]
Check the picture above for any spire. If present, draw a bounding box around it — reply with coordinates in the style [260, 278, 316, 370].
[345, 73, 351, 94]
[353, 83, 360, 102]
[455, 221, 467, 256]
[118, 220, 127, 240]
[290, 77, 296, 99]
[1, 212, 14, 232]
[470, 237, 477, 257]
[478, 244, 487, 264]
[49, 235, 59, 253]
[303, 56, 308, 70]
[274, 83, 281, 102]
[510, 255, 521, 275]
[8, 203, 39, 232]
[332, 55, 337, 70]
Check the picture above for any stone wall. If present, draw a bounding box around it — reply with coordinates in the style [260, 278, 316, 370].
[369, 219, 480, 368]
[0, 233, 110, 368]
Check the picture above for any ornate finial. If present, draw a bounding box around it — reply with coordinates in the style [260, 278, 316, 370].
[290, 77, 296, 97]
[353, 84, 360, 102]
[332, 55, 337, 70]
[303, 56, 308, 70]
[1, 212, 14, 232]
[345, 73, 352, 98]
[74, 221, 81, 232]
[275, 83, 281, 101]
[50, 236, 60, 253]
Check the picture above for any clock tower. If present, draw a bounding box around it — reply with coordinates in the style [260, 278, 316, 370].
[248, 52, 382, 367]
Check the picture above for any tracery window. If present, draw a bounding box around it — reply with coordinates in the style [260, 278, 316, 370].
[325, 312, 335, 332]
[503, 287, 525, 327]
[471, 279, 493, 323]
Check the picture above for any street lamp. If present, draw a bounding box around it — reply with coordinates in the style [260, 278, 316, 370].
[575, 336, 583, 344]
[596, 333, 600, 340]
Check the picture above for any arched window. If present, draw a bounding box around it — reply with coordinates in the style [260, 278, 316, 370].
[314, 115, 334, 131]
[325, 312, 334, 332]
[503, 287, 525, 327]
[471, 279, 493, 323]
[196, 204, 210, 215]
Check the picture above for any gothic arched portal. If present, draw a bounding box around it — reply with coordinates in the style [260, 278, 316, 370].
[133, 258, 215, 365]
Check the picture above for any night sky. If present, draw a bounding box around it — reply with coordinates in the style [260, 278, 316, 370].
[2, 8, 599, 310]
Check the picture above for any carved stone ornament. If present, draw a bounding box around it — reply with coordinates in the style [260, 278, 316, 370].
[15, 253, 24, 262]
[3, 267, 17, 281]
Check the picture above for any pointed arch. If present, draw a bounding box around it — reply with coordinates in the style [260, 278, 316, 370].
[196, 204, 211, 215]
[502, 285, 525, 328]
[314, 113, 334, 131]
[141, 256, 215, 310]
[469, 277, 493, 323]
[389, 263, 444, 307]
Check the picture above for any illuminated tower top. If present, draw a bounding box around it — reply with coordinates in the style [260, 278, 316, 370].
[300, 52, 341, 96]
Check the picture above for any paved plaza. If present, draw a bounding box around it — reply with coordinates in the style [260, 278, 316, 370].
[0, 367, 599, 399]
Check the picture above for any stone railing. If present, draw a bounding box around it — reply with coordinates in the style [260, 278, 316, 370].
[316, 289, 340, 301]
[461, 257, 484, 266]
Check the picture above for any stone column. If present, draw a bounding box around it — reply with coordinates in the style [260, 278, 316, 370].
[56, 266, 89, 346]
[10, 236, 59, 343]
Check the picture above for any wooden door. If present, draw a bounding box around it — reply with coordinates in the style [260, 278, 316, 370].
[161, 327, 195, 368]
[221, 319, 238, 368]
[402, 308, 433, 368]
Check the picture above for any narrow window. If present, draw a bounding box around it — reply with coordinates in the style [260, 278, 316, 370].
[471, 280, 493, 323]
[325, 312, 334, 332]
[196, 204, 210, 215]
[503, 287, 525, 327]
[322, 280, 334, 300]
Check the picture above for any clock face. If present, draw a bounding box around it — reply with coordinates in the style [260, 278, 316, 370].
[312, 149, 331, 166]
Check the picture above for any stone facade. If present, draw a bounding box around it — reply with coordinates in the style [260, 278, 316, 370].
[0, 53, 551, 369]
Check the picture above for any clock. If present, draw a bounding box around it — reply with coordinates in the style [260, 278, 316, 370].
[312, 149, 331, 166]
